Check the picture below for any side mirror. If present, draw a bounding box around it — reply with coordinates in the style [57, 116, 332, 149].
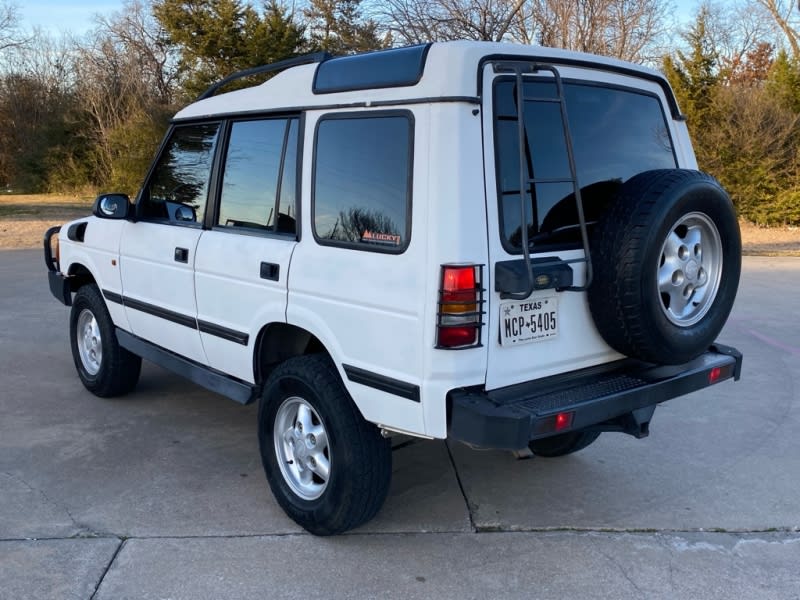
[93, 193, 130, 219]
[174, 204, 196, 222]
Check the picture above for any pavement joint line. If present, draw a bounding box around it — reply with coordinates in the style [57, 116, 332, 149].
[444, 439, 477, 533]
[2, 528, 800, 545]
[89, 538, 125, 600]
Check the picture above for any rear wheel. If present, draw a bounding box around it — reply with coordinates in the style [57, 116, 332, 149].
[528, 431, 600, 457]
[258, 354, 391, 535]
[69, 284, 141, 397]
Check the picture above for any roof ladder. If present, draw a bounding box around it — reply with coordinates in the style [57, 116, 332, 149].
[502, 62, 593, 299]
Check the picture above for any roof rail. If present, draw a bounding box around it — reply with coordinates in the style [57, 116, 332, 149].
[196, 52, 332, 101]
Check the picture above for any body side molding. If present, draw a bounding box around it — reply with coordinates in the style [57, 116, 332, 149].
[343, 364, 421, 403]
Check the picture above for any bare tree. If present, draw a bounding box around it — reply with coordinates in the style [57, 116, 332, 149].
[74, 1, 180, 190]
[377, 0, 528, 44]
[753, 0, 800, 57]
[94, 0, 179, 105]
[0, 31, 77, 190]
[376, 0, 670, 63]
[530, 0, 671, 62]
[0, 0, 27, 56]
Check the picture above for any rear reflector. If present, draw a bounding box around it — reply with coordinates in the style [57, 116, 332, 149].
[555, 411, 573, 431]
[709, 367, 722, 384]
[533, 410, 575, 435]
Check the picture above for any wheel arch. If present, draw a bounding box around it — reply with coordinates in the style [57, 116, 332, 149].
[253, 322, 328, 385]
[66, 262, 97, 292]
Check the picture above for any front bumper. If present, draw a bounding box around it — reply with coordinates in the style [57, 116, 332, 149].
[48, 270, 71, 306]
[44, 225, 71, 306]
[448, 344, 742, 450]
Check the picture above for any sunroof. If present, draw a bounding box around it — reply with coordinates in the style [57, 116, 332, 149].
[313, 44, 432, 94]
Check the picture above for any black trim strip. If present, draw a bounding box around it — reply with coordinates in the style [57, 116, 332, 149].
[343, 364, 420, 403]
[103, 292, 250, 345]
[102, 290, 123, 305]
[117, 329, 257, 405]
[198, 320, 249, 346]
[124, 296, 197, 330]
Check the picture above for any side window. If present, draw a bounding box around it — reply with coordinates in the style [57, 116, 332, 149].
[217, 117, 299, 234]
[313, 113, 412, 253]
[140, 123, 220, 225]
[494, 78, 677, 251]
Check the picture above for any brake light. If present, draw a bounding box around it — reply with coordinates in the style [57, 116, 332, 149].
[436, 264, 484, 349]
[709, 366, 722, 384]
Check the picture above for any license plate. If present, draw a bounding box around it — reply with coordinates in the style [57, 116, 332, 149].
[500, 297, 558, 346]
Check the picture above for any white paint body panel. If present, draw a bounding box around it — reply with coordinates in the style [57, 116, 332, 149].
[194, 230, 296, 383]
[118, 221, 207, 364]
[287, 107, 430, 436]
[59, 216, 130, 331]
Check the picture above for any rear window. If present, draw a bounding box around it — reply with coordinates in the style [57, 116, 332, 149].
[494, 78, 677, 251]
[312, 112, 413, 253]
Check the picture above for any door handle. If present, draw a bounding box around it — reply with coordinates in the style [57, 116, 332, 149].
[260, 262, 280, 281]
[174, 247, 189, 263]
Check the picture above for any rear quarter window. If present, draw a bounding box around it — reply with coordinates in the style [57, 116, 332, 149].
[312, 112, 413, 253]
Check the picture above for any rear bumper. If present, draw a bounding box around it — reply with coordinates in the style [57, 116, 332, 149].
[448, 344, 742, 450]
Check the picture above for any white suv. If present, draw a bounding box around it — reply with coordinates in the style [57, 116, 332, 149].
[45, 41, 743, 535]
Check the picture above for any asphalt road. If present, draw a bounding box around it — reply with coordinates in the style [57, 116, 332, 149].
[1, 249, 799, 599]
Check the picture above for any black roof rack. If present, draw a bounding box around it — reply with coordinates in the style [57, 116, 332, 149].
[196, 52, 332, 101]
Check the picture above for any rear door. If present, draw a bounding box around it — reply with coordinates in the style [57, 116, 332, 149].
[194, 116, 300, 383]
[481, 62, 679, 389]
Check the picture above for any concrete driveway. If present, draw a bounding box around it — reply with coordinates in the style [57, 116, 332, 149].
[1, 250, 798, 599]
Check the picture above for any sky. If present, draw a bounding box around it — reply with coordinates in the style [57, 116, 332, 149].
[20, 0, 122, 35]
[19, 0, 702, 36]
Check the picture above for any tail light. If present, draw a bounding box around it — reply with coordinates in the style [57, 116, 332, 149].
[436, 264, 485, 349]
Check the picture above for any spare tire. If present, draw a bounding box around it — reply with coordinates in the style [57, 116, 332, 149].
[588, 169, 741, 365]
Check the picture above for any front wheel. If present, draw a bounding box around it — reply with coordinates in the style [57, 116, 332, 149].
[258, 354, 391, 535]
[69, 284, 141, 397]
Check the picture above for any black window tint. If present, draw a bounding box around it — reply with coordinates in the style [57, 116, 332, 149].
[494, 79, 676, 251]
[313, 114, 411, 252]
[140, 123, 219, 224]
[218, 119, 287, 231]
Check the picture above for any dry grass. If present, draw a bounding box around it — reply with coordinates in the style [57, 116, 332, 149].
[0, 194, 94, 249]
[737, 221, 800, 257]
[1, 193, 799, 255]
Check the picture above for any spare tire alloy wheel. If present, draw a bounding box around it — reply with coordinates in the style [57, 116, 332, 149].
[588, 170, 741, 365]
[658, 211, 722, 327]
